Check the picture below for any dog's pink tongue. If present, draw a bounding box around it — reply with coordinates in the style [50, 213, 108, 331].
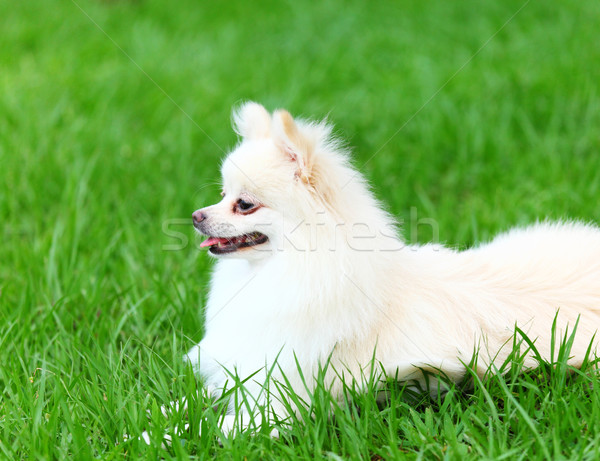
[200, 237, 229, 248]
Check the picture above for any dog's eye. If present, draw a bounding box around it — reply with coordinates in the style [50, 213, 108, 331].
[237, 199, 255, 211]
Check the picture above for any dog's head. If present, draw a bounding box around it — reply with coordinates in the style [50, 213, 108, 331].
[193, 102, 346, 259]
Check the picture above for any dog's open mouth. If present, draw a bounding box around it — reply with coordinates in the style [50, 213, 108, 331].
[200, 232, 268, 255]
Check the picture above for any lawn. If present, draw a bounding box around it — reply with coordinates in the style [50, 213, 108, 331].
[1, 0, 600, 458]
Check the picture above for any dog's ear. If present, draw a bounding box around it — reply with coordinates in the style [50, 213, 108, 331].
[232, 102, 271, 140]
[272, 109, 313, 184]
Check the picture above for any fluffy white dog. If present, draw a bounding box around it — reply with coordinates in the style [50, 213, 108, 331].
[186, 102, 600, 436]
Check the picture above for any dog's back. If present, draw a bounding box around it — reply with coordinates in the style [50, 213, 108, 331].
[377, 221, 600, 380]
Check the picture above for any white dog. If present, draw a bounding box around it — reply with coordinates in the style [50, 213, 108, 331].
[185, 102, 600, 437]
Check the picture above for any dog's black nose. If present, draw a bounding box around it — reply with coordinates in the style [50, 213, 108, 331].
[192, 210, 206, 225]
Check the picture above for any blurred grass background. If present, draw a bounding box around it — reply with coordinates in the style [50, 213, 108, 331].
[1, 0, 600, 457]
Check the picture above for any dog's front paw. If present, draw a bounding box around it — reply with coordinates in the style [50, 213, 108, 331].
[122, 429, 167, 448]
[137, 426, 189, 448]
[219, 413, 279, 439]
[140, 430, 152, 445]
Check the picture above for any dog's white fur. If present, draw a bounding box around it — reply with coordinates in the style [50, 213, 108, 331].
[186, 102, 600, 435]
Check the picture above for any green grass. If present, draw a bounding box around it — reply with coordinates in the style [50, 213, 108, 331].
[1, 0, 600, 458]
